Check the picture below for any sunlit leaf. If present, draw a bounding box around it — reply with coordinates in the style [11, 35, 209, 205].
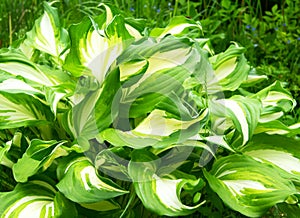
[56, 155, 128, 203]
[128, 150, 205, 216]
[150, 16, 202, 38]
[64, 4, 140, 80]
[0, 78, 42, 96]
[100, 109, 208, 149]
[209, 95, 261, 146]
[12, 139, 69, 183]
[0, 92, 52, 129]
[208, 43, 250, 93]
[241, 68, 268, 87]
[0, 141, 14, 169]
[0, 50, 54, 86]
[252, 81, 296, 121]
[242, 134, 300, 181]
[204, 154, 297, 217]
[255, 120, 300, 136]
[0, 178, 77, 217]
[23, 2, 69, 63]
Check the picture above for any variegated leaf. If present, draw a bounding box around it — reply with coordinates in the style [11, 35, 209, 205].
[0, 49, 74, 115]
[0, 141, 14, 169]
[12, 139, 69, 183]
[118, 36, 206, 119]
[0, 179, 77, 217]
[255, 120, 300, 136]
[100, 109, 208, 149]
[252, 81, 296, 122]
[22, 2, 69, 62]
[150, 16, 202, 38]
[0, 50, 54, 86]
[241, 68, 268, 87]
[133, 109, 207, 137]
[64, 4, 141, 80]
[207, 43, 250, 93]
[118, 36, 197, 86]
[0, 50, 72, 87]
[95, 148, 130, 181]
[64, 67, 120, 146]
[0, 92, 52, 129]
[242, 134, 300, 181]
[203, 154, 298, 217]
[0, 77, 70, 116]
[56, 155, 128, 203]
[0, 132, 24, 168]
[209, 95, 261, 146]
[128, 150, 205, 216]
[0, 78, 43, 96]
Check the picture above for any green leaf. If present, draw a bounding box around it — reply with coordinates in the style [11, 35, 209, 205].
[0, 92, 52, 129]
[252, 81, 296, 121]
[95, 148, 130, 181]
[43, 86, 71, 115]
[242, 134, 300, 181]
[194, 134, 235, 152]
[118, 36, 207, 119]
[79, 199, 121, 212]
[100, 109, 208, 149]
[13, 139, 69, 183]
[209, 95, 261, 146]
[241, 68, 268, 87]
[0, 49, 72, 89]
[0, 141, 14, 168]
[0, 50, 55, 86]
[0, 178, 77, 217]
[118, 36, 192, 60]
[69, 89, 100, 139]
[94, 68, 121, 133]
[204, 154, 297, 217]
[255, 120, 300, 136]
[133, 109, 207, 137]
[121, 67, 190, 104]
[56, 155, 128, 203]
[128, 150, 205, 216]
[99, 128, 159, 149]
[0, 77, 71, 116]
[22, 2, 69, 62]
[208, 43, 250, 93]
[66, 67, 120, 143]
[0, 48, 74, 116]
[0, 132, 24, 168]
[63, 4, 140, 79]
[277, 203, 300, 218]
[0, 78, 43, 96]
[150, 16, 202, 38]
[207, 44, 250, 92]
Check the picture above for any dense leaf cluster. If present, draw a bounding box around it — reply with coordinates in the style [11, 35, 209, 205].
[0, 2, 299, 217]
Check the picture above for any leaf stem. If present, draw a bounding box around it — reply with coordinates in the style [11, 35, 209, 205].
[120, 188, 136, 218]
[8, 12, 12, 45]
[173, 0, 179, 17]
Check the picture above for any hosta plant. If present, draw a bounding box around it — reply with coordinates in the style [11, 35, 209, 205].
[0, 2, 300, 217]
